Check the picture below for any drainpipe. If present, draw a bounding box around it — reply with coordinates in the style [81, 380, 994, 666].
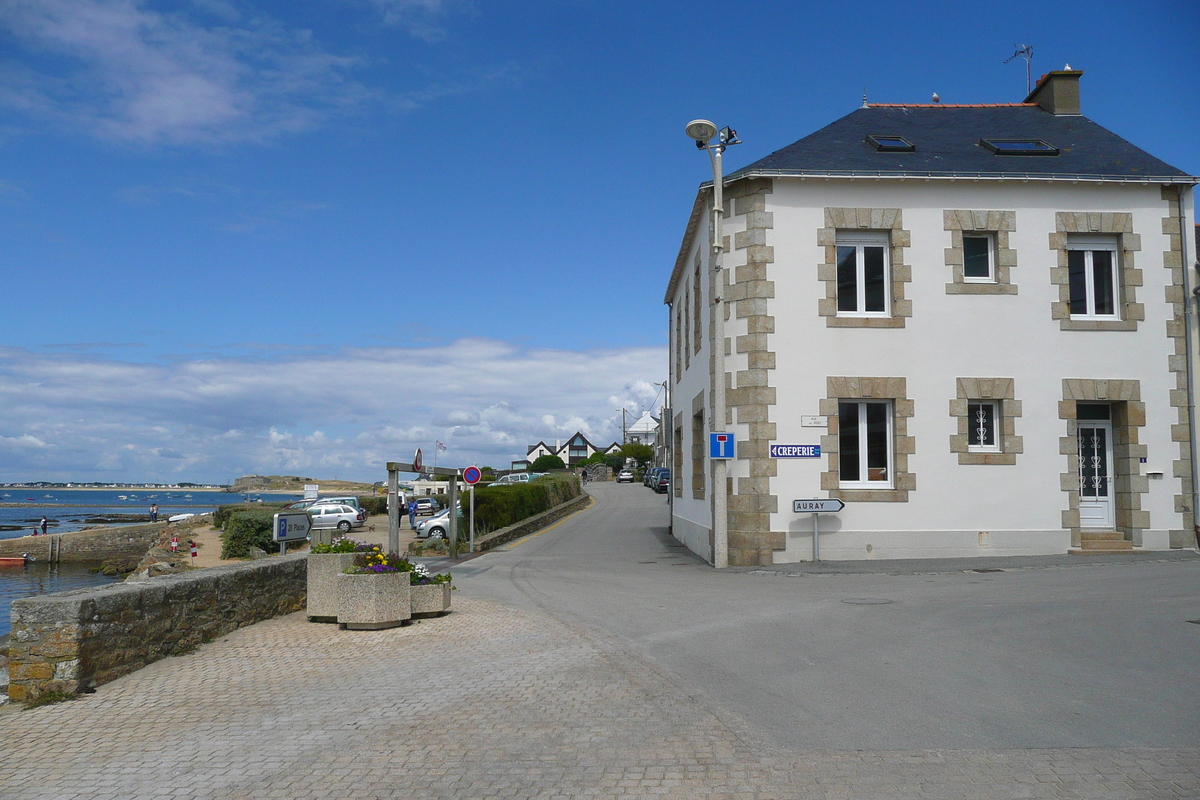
[666, 302, 674, 537]
[1179, 185, 1200, 548]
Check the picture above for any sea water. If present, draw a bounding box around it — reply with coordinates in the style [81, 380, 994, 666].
[0, 562, 121, 637]
[0, 489, 299, 538]
[0, 489, 299, 637]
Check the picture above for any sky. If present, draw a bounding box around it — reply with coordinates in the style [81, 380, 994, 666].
[0, 0, 1197, 484]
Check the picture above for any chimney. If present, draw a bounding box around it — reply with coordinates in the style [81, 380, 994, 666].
[1024, 67, 1082, 115]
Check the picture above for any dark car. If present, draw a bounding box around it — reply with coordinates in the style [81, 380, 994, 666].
[654, 470, 671, 494]
[644, 467, 664, 488]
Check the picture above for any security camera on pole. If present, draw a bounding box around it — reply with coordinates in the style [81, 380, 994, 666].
[686, 119, 741, 569]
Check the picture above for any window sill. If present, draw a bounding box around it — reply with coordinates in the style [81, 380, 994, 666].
[945, 283, 1018, 295]
[827, 317, 906, 329]
[830, 488, 910, 502]
[958, 452, 1017, 466]
[1061, 319, 1137, 332]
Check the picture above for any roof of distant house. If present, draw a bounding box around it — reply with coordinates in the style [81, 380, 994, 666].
[726, 104, 1191, 182]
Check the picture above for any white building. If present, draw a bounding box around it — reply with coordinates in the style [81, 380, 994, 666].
[666, 70, 1198, 565]
[512, 433, 622, 470]
[626, 411, 660, 447]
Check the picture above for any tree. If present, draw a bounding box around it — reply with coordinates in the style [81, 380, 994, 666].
[619, 443, 654, 469]
[530, 454, 566, 471]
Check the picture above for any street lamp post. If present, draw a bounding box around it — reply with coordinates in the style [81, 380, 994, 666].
[686, 120, 740, 569]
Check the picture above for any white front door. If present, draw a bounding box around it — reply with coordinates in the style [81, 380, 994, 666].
[1078, 421, 1114, 528]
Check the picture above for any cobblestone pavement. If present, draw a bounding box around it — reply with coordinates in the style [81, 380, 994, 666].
[1, 598, 1196, 799]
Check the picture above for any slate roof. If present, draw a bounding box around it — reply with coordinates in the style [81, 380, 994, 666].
[727, 105, 1193, 182]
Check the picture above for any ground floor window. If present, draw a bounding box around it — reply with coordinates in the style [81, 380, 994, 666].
[967, 401, 999, 452]
[838, 400, 892, 487]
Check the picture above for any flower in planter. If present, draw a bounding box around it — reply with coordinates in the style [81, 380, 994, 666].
[345, 548, 412, 575]
[311, 536, 375, 554]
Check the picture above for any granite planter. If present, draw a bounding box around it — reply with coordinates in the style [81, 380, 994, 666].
[307, 553, 359, 622]
[336, 571, 411, 630]
[410, 582, 452, 618]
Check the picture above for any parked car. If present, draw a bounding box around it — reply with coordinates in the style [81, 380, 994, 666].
[644, 467, 664, 488]
[493, 473, 530, 485]
[616, 469, 635, 483]
[654, 469, 671, 494]
[413, 497, 441, 515]
[308, 504, 366, 532]
[283, 495, 363, 512]
[415, 508, 466, 540]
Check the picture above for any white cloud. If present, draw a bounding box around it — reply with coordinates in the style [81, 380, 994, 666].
[0, 339, 664, 483]
[0, 0, 367, 144]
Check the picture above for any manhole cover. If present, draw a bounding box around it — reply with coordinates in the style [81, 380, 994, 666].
[841, 598, 894, 605]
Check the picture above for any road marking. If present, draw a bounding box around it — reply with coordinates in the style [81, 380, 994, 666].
[504, 496, 596, 550]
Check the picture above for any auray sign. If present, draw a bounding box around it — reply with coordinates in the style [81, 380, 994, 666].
[792, 498, 845, 562]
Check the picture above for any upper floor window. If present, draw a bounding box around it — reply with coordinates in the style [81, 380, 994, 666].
[1068, 235, 1119, 320]
[962, 233, 995, 283]
[836, 231, 890, 317]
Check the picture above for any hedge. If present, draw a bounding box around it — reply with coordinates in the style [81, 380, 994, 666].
[468, 476, 580, 534]
[214, 502, 287, 529]
[219, 508, 279, 559]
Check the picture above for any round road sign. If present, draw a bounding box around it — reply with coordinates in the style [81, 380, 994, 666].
[412, 448, 423, 473]
[463, 466, 482, 485]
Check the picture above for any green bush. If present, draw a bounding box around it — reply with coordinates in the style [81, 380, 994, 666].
[357, 495, 387, 516]
[469, 476, 579, 533]
[214, 502, 287, 529]
[220, 509, 278, 559]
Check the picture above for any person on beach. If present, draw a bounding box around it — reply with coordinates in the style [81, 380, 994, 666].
[39, 516, 48, 535]
[150, 503, 158, 522]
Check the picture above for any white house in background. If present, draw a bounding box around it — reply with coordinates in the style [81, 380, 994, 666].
[626, 411, 660, 447]
[512, 432, 623, 470]
[667, 70, 1198, 566]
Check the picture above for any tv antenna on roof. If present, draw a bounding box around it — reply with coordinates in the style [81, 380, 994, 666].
[1004, 44, 1033, 95]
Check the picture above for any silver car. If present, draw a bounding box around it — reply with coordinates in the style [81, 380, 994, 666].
[308, 504, 366, 532]
[415, 508, 465, 539]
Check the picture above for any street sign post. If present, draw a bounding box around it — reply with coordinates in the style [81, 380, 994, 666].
[272, 512, 312, 556]
[793, 498, 845, 562]
[463, 466, 481, 553]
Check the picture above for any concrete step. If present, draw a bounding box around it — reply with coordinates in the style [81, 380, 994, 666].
[1080, 530, 1126, 541]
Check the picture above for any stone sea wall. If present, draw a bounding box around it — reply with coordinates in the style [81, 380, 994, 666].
[0, 522, 167, 564]
[7, 553, 306, 702]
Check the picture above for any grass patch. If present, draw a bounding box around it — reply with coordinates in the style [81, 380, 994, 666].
[23, 690, 76, 710]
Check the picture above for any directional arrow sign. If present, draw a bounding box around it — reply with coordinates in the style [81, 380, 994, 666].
[793, 499, 845, 513]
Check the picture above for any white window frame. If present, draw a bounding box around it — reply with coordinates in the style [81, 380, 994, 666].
[1067, 235, 1120, 321]
[962, 233, 996, 283]
[838, 400, 894, 489]
[966, 401, 1001, 453]
[835, 231, 891, 317]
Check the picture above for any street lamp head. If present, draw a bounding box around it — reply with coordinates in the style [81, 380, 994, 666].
[685, 119, 717, 144]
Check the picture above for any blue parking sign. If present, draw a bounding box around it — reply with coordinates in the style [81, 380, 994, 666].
[710, 432, 734, 459]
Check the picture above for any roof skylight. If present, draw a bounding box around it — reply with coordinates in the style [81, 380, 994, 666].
[866, 135, 915, 152]
[980, 138, 1060, 156]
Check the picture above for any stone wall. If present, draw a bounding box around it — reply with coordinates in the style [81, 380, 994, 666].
[0, 522, 168, 564]
[7, 553, 306, 702]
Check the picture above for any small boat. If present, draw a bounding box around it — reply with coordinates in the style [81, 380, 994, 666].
[0, 555, 29, 567]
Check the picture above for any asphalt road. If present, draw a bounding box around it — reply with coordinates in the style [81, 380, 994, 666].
[455, 481, 1200, 752]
